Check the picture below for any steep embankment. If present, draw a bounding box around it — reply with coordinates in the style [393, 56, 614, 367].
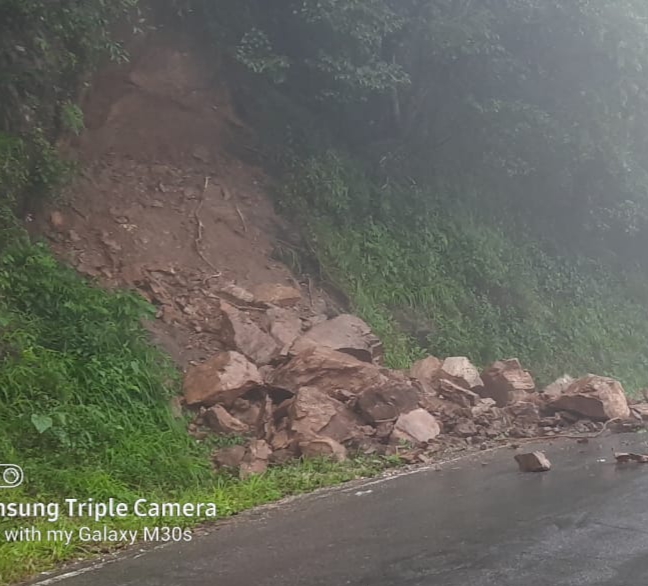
[34, 33, 339, 367]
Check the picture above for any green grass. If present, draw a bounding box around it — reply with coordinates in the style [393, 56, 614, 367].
[277, 150, 648, 392]
[0, 236, 398, 585]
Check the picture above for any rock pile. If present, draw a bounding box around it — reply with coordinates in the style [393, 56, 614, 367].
[177, 282, 647, 478]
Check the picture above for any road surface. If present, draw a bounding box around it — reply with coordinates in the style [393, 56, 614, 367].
[31, 434, 648, 586]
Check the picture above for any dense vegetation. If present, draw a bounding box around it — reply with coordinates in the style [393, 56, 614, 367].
[176, 0, 648, 389]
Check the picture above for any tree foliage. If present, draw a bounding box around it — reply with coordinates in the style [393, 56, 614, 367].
[0, 0, 139, 216]
[187, 0, 648, 262]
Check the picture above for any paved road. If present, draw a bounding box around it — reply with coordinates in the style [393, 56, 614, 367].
[33, 434, 648, 586]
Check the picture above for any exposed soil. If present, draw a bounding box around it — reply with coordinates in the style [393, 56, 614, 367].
[30, 31, 332, 368]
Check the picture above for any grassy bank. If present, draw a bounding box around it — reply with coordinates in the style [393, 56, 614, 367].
[277, 150, 648, 392]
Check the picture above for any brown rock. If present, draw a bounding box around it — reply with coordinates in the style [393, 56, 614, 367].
[631, 404, 648, 421]
[213, 445, 246, 469]
[505, 401, 541, 425]
[270, 427, 291, 451]
[229, 398, 263, 428]
[289, 386, 363, 444]
[252, 283, 302, 307]
[391, 409, 441, 445]
[436, 377, 481, 408]
[551, 375, 630, 421]
[481, 359, 536, 407]
[440, 357, 484, 393]
[299, 437, 347, 462]
[258, 393, 275, 439]
[240, 439, 272, 479]
[356, 382, 419, 424]
[542, 375, 574, 400]
[453, 418, 479, 438]
[410, 356, 442, 396]
[258, 365, 275, 383]
[273, 397, 295, 422]
[471, 398, 497, 418]
[290, 315, 383, 364]
[204, 405, 250, 435]
[268, 346, 388, 397]
[220, 302, 280, 365]
[49, 210, 65, 231]
[515, 451, 551, 472]
[183, 352, 262, 407]
[481, 407, 511, 438]
[217, 282, 256, 305]
[264, 307, 303, 352]
[375, 421, 395, 440]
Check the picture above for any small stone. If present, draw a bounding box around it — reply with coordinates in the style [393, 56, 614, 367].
[49, 211, 65, 231]
[204, 405, 250, 435]
[453, 418, 479, 438]
[514, 451, 551, 472]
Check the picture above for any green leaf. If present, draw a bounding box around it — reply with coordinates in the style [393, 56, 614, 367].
[31, 414, 53, 434]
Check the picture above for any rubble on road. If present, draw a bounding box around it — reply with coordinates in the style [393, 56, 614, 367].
[614, 452, 648, 464]
[514, 451, 552, 472]
[176, 297, 647, 477]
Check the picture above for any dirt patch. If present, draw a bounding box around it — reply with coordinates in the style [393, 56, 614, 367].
[30, 32, 332, 367]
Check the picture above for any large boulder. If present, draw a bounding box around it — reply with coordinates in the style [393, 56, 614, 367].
[440, 357, 484, 394]
[268, 346, 388, 397]
[288, 386, 363, 444]
[290, 314, 383, 364]
[220, 302, 280, 365]
[391, 409, 441, 445]
[356, 382, 419, 424]
[481, 359, 536, 407]
[183, 352, 262, 407]
[410, 356, 442, 396]
[551, 375, 630, 421]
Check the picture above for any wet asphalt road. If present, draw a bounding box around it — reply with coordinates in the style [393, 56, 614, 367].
[34, 434, 648, 586]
